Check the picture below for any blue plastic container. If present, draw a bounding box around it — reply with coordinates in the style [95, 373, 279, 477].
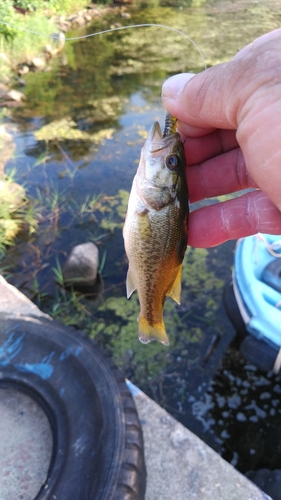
[232, 234, 281, 372]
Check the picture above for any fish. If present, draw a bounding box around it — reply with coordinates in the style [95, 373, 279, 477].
[123, 113, 188, 346]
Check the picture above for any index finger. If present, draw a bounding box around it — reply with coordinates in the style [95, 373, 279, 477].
[182, 128, 238, 165]
[187, 147, 257, 203]
[189, 191, 281, 248]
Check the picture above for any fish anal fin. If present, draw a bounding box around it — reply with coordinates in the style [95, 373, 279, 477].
[126, 267, 137, 299]
[167, 266, 182, 305]
[138, 316, 169, 346]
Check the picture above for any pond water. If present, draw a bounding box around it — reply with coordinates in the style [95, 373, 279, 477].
[2, 0, 281, 483]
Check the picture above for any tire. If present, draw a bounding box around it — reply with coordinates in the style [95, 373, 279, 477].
[239, 334, 279, 372]
[223, 283, 248, 340]
[0, 314, 146, 500]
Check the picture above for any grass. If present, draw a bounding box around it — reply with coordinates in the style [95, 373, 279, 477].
[0, 16, 56, 80]
[52, 257, 64, 287]
[0, 0, 104, 81]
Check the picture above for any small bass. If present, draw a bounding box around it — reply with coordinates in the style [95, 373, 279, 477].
[123, 113, 188, 346]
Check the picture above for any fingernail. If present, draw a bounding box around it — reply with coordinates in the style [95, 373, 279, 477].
[162, 73, 195, 99]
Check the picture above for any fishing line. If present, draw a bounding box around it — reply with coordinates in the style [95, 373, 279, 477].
[0, 20, 206, 69]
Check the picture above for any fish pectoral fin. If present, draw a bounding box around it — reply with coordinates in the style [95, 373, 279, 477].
[126, 267, 137, 299]
[138, 316, 169, 346]
[167, 266, 182, 305]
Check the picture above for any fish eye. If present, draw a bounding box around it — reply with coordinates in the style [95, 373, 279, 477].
[166, 154, 179, 171]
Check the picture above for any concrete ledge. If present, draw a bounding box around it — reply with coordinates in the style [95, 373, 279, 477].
[126, 381, 270, 500]
[0, 276, 271, 500]
[0, 275, 49, 319]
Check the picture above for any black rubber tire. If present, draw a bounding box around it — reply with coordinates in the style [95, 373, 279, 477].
[223, 283, 248, 339]
[239, 334, 279, 372]
[0, 314, 146, 500]
[223, 284, 280, 372]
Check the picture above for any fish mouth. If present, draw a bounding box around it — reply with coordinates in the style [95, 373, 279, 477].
[148, 114, 178, 144]
[148, 121, 163, 142]
[146, 122, 166, 155]
[146, 114, 178, 154]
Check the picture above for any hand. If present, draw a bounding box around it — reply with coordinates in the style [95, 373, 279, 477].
[162, 29, 281, 247]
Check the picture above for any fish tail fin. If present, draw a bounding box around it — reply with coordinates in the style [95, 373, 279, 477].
[138, 316, 169, 346]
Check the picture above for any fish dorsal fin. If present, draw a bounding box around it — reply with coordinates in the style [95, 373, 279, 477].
[126, 267, 137, 299]
[167, 266, 182, 305]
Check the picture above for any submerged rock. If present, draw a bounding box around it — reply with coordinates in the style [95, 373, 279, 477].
[62, 242, 101, 293]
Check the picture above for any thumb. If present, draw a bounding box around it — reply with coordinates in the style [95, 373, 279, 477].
[162, 30, 281, 133]
[161, 65, 239, 131]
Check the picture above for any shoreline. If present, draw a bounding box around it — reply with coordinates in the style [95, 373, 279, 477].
[0, 2, 132, 103]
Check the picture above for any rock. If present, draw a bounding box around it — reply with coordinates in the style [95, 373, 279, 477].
[44, 33, 65, 58]
[67, 14, 85, 26]
[0, 84, 8, 99]
[62, 242, 100, 293]
[121, 11, 132, 19]
[15, 78, 27, 87]
[87, 8, 100, 17]
[0, 100, 24, 109]
[114, 0, 134, 4]
[84, 13, 93, 22]
[66, 14, 78, 22]
[0, 125, 16, 178]
[56, 21, 71, 32]
[0, 89, 25, 108]
[73, 15, 86, 26]
[30, 57, 46, 70]
[17, 65, 29, 76]
[110, 22, 122, 29]
[5, 89, 25, 102]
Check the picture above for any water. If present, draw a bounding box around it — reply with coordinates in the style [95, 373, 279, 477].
[1, 0, 281, 481]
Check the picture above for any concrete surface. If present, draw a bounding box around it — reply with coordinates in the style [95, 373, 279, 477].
[0, 275, 272, 500]
[0, 388, 53, 500]
[127, 381, 271, 500]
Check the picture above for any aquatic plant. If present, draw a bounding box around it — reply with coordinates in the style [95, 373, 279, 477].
[0, 171, 40, 255]
[52, 257, 64, 287]
[34, 118, 115, 143]
[99, 190, 129, 232]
